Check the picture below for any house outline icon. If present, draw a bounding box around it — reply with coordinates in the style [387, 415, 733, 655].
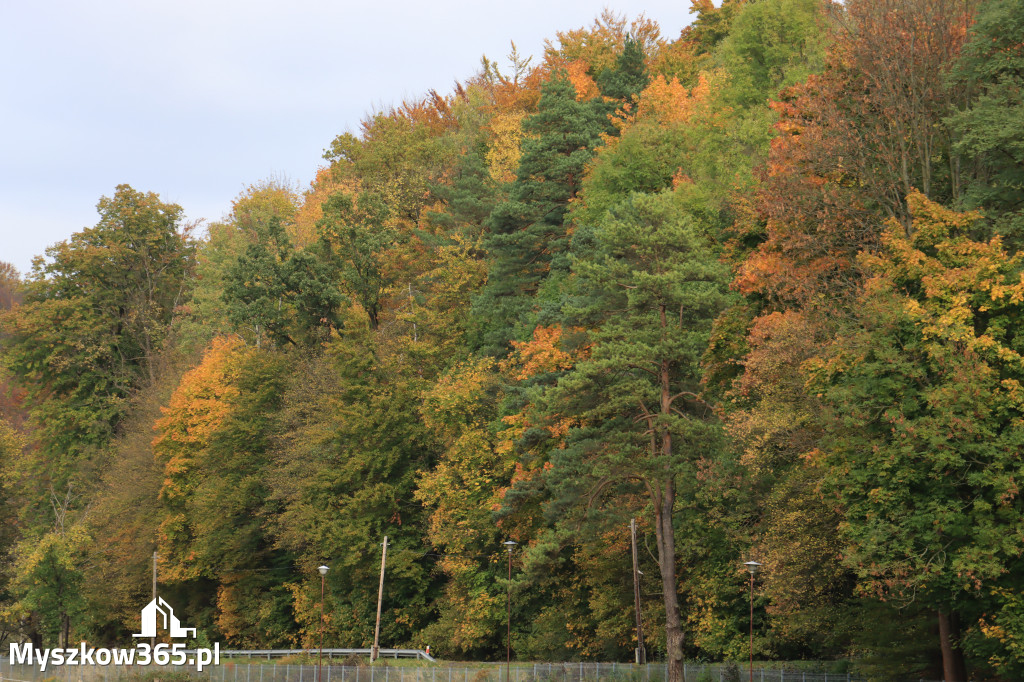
[133, 597, 197, 639]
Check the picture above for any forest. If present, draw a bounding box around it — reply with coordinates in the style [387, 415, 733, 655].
[1, 0, 1023, 680]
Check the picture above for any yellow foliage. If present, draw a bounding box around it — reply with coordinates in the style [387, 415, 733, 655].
[864, 192, 1024, 372]
[635, 72, 714, 126]
[486, 110, 527, 183]
[420, 357, 497, 443]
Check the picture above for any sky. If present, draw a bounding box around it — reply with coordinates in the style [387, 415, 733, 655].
[1, 1, 697, 276]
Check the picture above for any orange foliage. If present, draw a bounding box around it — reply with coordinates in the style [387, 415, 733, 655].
[152, 336, 257, 582]
[635, 73, 712, 126]
[292, 168, 360, 247]
[505, 325, 585, 380]
[733, 0, 976, 307]
[544, 9, 664, 74]
[153, 336, 244, 497]
[467, 43, 544, 114]
[395, 88, 465, 135]
[566, 60, 600, 102]
[495, 326, 590, 454]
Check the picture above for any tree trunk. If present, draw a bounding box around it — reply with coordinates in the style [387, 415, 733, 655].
[60, 611, 70, 648]
[654, 304, 685, 682]
[28, 615, 42, 650]
[938, 611, 968, 682]
[653, 480, 685, 682]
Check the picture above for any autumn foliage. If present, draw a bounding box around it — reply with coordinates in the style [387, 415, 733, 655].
[5, 3, 1024, 679]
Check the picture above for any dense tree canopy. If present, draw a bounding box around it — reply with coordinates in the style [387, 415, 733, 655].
[3, 4, 1023, 681]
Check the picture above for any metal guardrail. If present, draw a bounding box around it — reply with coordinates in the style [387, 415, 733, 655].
[210, 650, 436, 662]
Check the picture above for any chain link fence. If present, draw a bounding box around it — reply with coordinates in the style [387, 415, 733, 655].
[0, 659, 877, 682]
[0, 657, 960, 682]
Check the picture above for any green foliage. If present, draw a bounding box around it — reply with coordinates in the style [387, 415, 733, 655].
[11, 524, 90, 646]
[77, 353, 190, 644]
[810, 195, 1024, 675]
[556, 191, 731, 455]
[540, 190, 733, 671]
[0, 417, 24, 640]
[155, 338, 288, 581]
[475, 73, 612, 353]
[7, 7, 1024, 673]
[323, 108, 459, 224]
[152, 337, 294, 645]
[317, 191, 401, 330]
[224, 217, 344, 346]
[947, 0, 1024, 248]
[0, 184, 194, 519]
[848, 600, 938, 681]
[595, 35, 649, 102]
[715, 0, 828, 108]
[178, 179, 300, 352]
[414, 357, 510, 656]
[268, 332, 439, 650]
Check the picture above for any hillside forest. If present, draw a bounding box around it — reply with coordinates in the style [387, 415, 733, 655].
[2, 1, 1024, 680]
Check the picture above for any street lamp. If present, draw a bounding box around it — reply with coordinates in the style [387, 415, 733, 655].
[503, 541, 517, 682]
[318, 565, 330, 682]
[743, 561, 762, 682]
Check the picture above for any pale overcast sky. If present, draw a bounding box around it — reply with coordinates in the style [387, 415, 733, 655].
[1, 1, 696, 275]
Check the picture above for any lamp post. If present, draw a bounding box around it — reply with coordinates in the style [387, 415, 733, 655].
[318, 565, 329, 682]
[503, 541, 517, 682]
[743, 561, 761, 682]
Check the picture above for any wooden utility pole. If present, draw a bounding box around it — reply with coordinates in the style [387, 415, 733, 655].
[503, 541, 517, 682]
[630, 519, 646, 665]
[371, 536, 388, 662]
[152, 551, 158, 649]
